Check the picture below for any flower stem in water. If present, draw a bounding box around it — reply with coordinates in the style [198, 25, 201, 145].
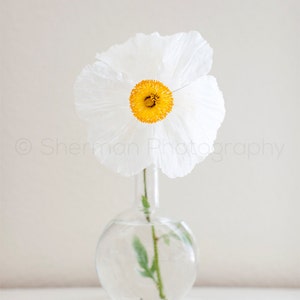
[142, 169, 166, 300]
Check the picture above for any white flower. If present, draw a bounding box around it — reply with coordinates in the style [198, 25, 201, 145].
[74, 31, 225, 178]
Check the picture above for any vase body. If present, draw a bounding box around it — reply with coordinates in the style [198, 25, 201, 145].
[96, 166, 197, 300]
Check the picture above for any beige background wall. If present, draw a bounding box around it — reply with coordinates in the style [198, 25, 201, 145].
[1, 0, 299, 288]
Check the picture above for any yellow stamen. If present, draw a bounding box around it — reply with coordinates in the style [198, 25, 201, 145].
[129, 80, 173, 123]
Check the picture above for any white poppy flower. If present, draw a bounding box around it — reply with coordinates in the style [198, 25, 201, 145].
[74, 32, 225, 178]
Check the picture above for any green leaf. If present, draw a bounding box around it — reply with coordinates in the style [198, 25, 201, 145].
[139, 269, 152, 278]
[167, 224, 194, 246]
[141, 195, 150, 215]
[132, 236, 148, 269]
[159, 224, 194, 248]
[132, 236, 158, 283]
[183, 231, 193, 245]
[169, 231, 180, 241]
[141, 195, 150, 209]
[162, 234, 170, 245]
[177, 224, 193, 246]
[150, 257, 156, 274]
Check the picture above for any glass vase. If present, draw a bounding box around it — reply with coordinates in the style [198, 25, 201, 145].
[96, 166, 197, 300]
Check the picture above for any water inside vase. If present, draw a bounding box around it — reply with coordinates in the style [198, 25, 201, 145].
[96, 218, 197, 300]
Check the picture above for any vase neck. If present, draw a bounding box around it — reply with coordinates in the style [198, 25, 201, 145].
[134, 166, 159, 215]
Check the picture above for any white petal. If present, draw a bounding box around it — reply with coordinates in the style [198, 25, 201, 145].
[96, 32, 212, 90]
[74, 61, 132, 122]
[75, 61, 157, 175]
[96, 33, 168, 84]
[150, 76, 225, 178]
[174, 75, 225, 143]
[89, 119, 154, 176]
[159, 31, 213, 89]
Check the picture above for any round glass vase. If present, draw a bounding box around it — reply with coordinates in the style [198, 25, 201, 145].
[96, 166, 197, 300]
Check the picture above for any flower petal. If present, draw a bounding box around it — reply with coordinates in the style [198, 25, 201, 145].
[151, 76, 225, 178]
[96, 32, 212, 90]
[159, 31, 213, 89]
[75, 60, 156, 175]
[88, 119, 154, 176]
[96, 33, 167, 84]
[74, 60, 132, 122]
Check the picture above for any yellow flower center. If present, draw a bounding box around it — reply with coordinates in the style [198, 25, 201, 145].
[129, 80, 173, 123]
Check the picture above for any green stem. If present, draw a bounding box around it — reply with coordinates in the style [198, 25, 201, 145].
[142, 169, 166, 300]
[151, 225, 166, 299]
[143, 169, 148, 199]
